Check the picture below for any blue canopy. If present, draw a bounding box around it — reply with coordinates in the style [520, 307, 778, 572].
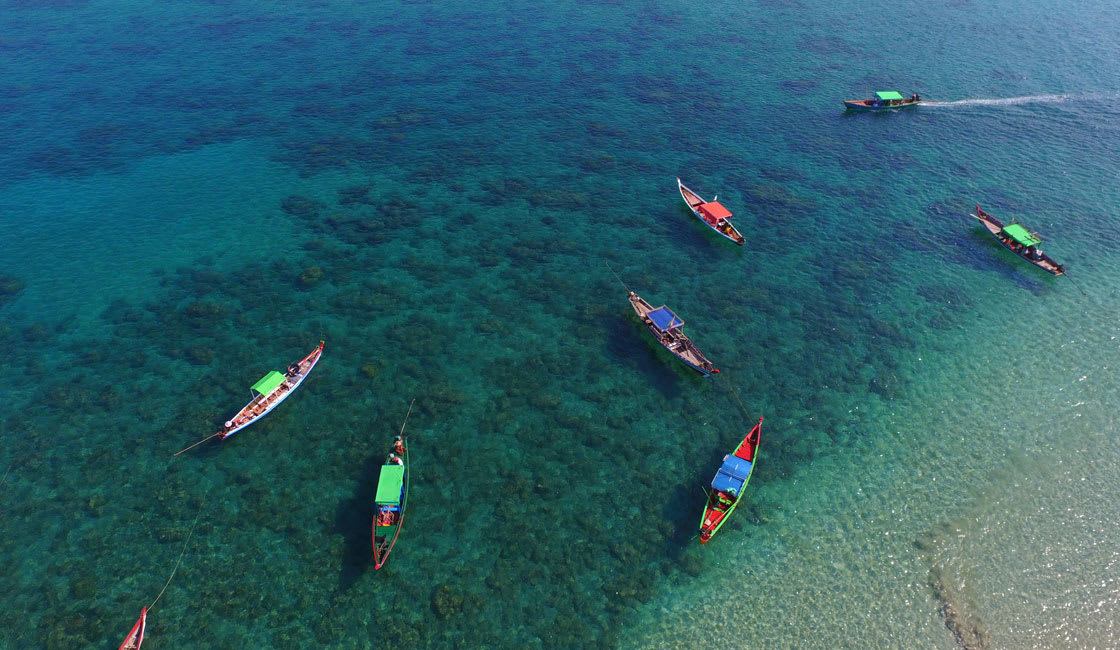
[711, 456, 752, 496]
[647, 306, 683, 331]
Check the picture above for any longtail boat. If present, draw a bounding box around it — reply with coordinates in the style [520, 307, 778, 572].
[117, 608, 146, 650]
[971, 206, 1065, 275]
[628, 290, 719, 376]
[373, 400, 414, 570]
[116, 517, 197, 649]
[175, 341, 324, 455]
[699, 416, 761, 543]
[677, 177, 745, 245]
[842, 90, 921, 111]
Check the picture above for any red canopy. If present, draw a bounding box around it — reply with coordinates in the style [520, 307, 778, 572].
[699, 202, 732, 220]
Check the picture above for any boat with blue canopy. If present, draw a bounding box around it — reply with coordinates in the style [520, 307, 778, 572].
[843, 90, 921, 111]
[627, 290, 719, 376]
[699, 416, 761, 543]
[972, 205, 1065, 275]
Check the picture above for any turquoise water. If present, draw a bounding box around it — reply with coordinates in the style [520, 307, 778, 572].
[2, 1, 1119, 648]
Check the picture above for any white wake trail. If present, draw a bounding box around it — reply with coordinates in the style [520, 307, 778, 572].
[923, 94, 1074, 107]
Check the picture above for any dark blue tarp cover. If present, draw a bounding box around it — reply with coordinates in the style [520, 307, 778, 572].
[711, 456, 752, 495]
[647, 306, 683, 331]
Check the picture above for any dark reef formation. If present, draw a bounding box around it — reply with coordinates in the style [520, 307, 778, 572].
[915, 523, 991, 650]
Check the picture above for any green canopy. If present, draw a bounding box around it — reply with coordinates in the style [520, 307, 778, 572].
[876, 91, 905, 100]
[250, 370, 286, 396]
[376, 465, 405, 504]
[1001, 223, 1043, 247]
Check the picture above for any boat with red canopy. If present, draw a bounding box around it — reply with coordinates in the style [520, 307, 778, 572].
[699, 416, 761, 543]
[677, 178, 745, 245]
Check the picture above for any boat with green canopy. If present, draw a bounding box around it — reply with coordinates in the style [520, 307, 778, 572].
[174, 341, 325, 455]
[972, 205, 1065, 275]
[842, 90, 921, 111]
[373, 400, 414, 570]
[699, 417, 761, 543]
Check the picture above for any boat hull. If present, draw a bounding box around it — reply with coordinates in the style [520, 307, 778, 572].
[627, 291, 718, 376]
[699, 497, 739, 543]
[973, 206, 1065, 276]
[373, 519, 403, 570]
[220, 341, 325, 440]
[117, 608, 146, 650]
[842, 98, 920, 111]
[677, 177, 745, 245]
[699, 418, 761, 543]
[373, 443, 408, 570]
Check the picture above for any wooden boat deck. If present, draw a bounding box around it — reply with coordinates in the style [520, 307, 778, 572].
[223, 376, 296, 433]
[680, 185, 704, 208]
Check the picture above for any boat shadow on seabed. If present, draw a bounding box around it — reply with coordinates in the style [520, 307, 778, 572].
[603, 316, 687, 401]
[332, 450, 387, 591]
[660, 483, 705, 555]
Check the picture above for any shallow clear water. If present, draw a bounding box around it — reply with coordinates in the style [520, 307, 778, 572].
[1, 1, 1119, 648]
